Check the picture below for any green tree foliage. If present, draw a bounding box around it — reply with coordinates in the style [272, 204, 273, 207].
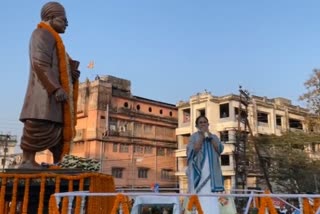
[252, 132, 320, 193]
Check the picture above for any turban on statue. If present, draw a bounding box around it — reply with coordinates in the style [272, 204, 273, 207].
[40, 1, 66, 21]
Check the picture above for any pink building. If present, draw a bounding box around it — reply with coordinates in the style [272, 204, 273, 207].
[37, 75, 178, 189]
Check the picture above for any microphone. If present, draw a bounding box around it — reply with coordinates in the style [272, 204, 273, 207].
[204, 132, 212, 141]
[204, 132, 209, 138]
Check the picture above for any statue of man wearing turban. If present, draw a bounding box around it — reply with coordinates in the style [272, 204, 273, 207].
[19, 1, 80, 168]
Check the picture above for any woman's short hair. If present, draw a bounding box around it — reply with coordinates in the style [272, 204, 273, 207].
[195, 115, 208, 127]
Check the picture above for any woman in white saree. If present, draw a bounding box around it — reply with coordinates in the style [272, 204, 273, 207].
[186, 115, 224, 213]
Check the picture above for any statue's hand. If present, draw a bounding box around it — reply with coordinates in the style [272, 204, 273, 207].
[72, 69, 80, 82]
[54, 88, 68, 102]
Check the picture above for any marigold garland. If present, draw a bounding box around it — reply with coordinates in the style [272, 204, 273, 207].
[74, 177, 85, 214]
[22, 178, 30, 214]
[0, 177, 7, 213]
[111, 193, 130, 214]
[313, 198, 320, 213]
[9, 177, 18, 214]
[258, 190, 277, 214]
[37, 22, 79, 160]
[49, 195, 60, 214]
[187, 195, 204, 214]
[0, 173, 115, 214]
[36, 176, 45, 213]
[303, 198, 311, 214]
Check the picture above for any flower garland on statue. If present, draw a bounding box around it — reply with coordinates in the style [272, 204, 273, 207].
[111, 193, 130, 214]
[187, 195, 204, 214]
[37, 22, 79, 159]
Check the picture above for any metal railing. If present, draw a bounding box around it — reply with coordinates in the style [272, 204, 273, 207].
[52, 190, 320, 214]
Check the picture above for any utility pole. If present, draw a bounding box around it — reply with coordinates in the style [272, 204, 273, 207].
[234, 86, 251, 190]
[234, 86, 273, 192]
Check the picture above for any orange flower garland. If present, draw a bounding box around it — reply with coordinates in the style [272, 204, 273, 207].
[49, 195, 60, 214]
[22, 178, 30, 214]
[38, 176, 46, 214]
[37, 22, 79, 159]
[313, 198, 320, 213]
[74, 177, 85, 214]
[111, 193, 130, 214]
[9, 177, 18, 214]
[187, 195, 204, 214]
[303, 198, 311, 214]
[0, 173, 115, 214]
[258, 190, 277, 214]
[0, 177, 7, 213]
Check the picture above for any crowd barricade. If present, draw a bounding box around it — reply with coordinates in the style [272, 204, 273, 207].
[50, 190, 320, 214]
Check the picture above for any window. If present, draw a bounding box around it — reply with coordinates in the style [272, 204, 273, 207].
[124, 102, 129, 108]
[113, 143, 118, 152]
[112, 167, 123, 178]
[157, 148, 165, 156]
[138, 168, 149, 178]
[161, 169, 173, 180]
[159, 109, 163, 114]
[220, 131, 229, 142]
[144, 146, 153, 154]
[166, 148, 174, 157]
[257, 111, 268, 124]
[119, 144, 129, 153]
[219, 103, 229, 118]
[289, 118, 303, 129]
[234, 107, 247, 122]
[183, 109, 190, 123]
[144, 124, 153, 134]
[276, 115, 282, 126]
[221, 155, 230, 166]
[148, 107, 152, 112]
[136, 105, 140, 111]
[134, 145, 144, 153]
[198, 109, 205, 117]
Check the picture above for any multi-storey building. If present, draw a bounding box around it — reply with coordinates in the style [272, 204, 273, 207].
[0, 134, 19, 170]
[37, 75, 178, 189]
[175, 90, 310, 192]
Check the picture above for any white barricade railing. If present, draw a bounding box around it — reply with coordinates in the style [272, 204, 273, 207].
[53, 191, 320, 214]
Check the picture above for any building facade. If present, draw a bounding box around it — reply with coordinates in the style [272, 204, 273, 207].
[175, 91, 311, 192]
[37, 75, 178, 189]
[0, 134, 19, 170]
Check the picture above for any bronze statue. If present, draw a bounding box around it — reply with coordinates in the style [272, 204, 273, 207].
[19, 1, 80, 168]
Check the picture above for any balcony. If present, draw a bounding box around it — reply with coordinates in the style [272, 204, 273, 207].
[175, 149, 186, 158]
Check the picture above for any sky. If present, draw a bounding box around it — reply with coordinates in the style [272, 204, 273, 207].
[1, 0, 320, 139]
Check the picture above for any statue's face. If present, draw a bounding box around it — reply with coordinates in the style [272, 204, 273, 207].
[50, 15, 68, 34]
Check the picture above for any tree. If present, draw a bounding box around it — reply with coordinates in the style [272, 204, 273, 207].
[252, 132, 320, 193]
[299, 69, 320, 115]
